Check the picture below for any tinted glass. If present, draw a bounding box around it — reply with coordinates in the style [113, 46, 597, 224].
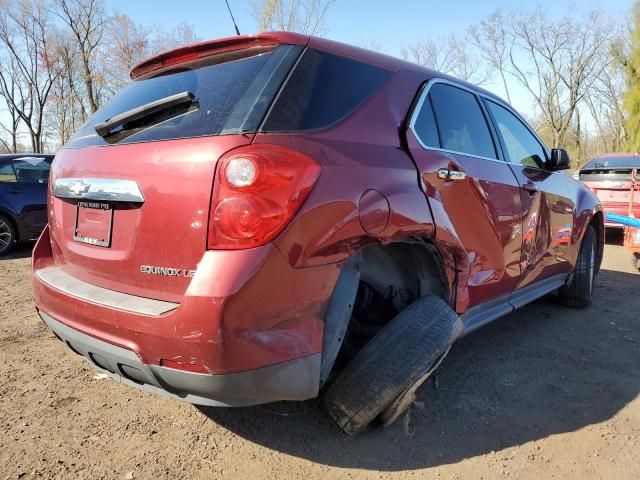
[582, 156, 640, 170]
[413, 95, 440, 148]
[428, 83, 496, 159]
[12, 157, 52, 183]
[486, 100, 546, 168]
[263, 49, 391, 132]
[0, 162, 16, 182]
[67, 46, 299, 148]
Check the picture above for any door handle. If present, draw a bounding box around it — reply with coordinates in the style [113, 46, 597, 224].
[523, 182, 538, 194]
[437, 168, 467, 181]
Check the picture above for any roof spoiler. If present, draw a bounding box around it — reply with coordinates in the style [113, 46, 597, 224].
[130, 32, 309, 80]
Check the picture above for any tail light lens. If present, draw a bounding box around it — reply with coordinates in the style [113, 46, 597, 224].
[207, 144, 321, 249]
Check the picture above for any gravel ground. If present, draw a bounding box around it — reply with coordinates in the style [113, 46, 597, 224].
[1, 232, 638, 480]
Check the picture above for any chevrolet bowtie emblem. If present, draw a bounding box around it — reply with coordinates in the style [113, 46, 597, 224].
[69, 181, 89, 196]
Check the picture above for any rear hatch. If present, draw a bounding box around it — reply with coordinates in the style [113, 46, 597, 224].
[48, 39, 304, 302]
[580, 167, 639, 206]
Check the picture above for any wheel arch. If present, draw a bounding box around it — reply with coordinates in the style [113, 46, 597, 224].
[589, 210, 604, 275]
[319, 238, 454, 384]
[0, 207, 20, 242]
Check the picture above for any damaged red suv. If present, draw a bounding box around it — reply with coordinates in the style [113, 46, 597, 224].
[33, 32, 604, 434]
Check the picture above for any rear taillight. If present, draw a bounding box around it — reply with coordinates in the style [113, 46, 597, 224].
[207, 145, 321, 250]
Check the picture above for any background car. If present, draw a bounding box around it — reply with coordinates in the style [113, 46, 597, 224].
[577, 153, 640, 228]
[0, 154, 54, 255]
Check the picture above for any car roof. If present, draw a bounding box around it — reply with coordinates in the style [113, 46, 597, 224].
[582, 153, 640, 170]
[131, 32, 508, 104]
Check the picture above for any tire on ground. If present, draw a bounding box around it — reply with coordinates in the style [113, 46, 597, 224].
[558, 225, 596, 308]
[324, 295, 461, 435]
[0, 214, 16, 256]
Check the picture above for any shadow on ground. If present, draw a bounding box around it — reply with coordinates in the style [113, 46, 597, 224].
[605, 228, 624, 245]
[200, 267, 639, 470]
[1, 241, 34, 260]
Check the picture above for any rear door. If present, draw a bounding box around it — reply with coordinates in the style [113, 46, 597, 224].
[405, 80, 523, 309]
[483, 98, 575, 290]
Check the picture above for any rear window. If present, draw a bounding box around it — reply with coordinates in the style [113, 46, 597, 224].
[262, 49, 391, 132]
[580, 156, 640, 182]
[582, 156, 640, 170]
[66, 46, 301, 148]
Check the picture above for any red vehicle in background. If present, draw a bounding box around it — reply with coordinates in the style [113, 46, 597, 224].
[577, 153, 640, 228]
[32, 32, 604, 435]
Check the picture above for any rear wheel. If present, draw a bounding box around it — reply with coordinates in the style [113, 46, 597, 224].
[632, 253, 640, 272]
[324, 295, 462, 435]
[558, 225, 596, 308]
[0, 215, 16, 256]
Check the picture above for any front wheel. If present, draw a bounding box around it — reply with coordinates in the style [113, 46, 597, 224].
[558, 225, 596, 308]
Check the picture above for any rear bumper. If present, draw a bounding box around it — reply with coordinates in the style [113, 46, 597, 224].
[33, 225, 342, 405]
[40, 310, 320, 406]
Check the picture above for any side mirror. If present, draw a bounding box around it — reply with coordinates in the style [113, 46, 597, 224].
[549, 148, 570, 171]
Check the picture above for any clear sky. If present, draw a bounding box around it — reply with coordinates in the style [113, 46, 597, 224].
[107, 0, 634, 53]
[104, 0, 634, 118]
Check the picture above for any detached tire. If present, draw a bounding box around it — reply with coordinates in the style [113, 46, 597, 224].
[558, 225, 596, 308]
[324, 295, 461, 435]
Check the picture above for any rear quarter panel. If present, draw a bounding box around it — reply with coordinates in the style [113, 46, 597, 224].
[257, 68, 436, 268]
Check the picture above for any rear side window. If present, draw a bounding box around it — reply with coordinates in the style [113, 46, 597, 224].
[263, 49, 391, 132]
[485, 100, 546, 168]
[429, 83, 496, 159]
[412, 95, 440, 148]
[66, 46, 301, 148]
[0, 162, 16, 182]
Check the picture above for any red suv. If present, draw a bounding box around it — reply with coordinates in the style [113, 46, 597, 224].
[33, 32, 604, 434]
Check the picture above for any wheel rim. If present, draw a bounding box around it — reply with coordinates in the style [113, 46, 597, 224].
[0, 219, 12, 253]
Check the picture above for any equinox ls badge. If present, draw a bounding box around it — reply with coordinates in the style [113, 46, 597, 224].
[140, 265, 196, 278]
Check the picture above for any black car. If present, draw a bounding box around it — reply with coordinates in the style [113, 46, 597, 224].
[0, 154, 54, 255]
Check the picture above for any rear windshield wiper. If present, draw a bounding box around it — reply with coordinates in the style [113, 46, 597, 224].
[94, 91, 195, 138]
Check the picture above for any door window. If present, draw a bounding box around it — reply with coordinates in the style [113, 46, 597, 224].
[0, 162, 17, 182]
[428, 83, 497, 159]
[12, 157, 51, 184]
[485, 100, 546, 168]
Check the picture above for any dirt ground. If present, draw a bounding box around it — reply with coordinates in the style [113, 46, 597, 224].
[1, 232, 639, 480]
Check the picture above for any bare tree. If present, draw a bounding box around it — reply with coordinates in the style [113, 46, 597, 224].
[52, 0, 107, 113]
[0, 58, 22, 152]
[469, 10, 514, 103]
[47, 30, 86, 146]
[584, 59, 628, 153]
[401, 34, 487, 85]
[104, 14, 150, 91]
[252, 0, 336, 35]
[0, 0, 62, 152]
[151, 21, 199, 55]
[471, 8, 615, 149]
